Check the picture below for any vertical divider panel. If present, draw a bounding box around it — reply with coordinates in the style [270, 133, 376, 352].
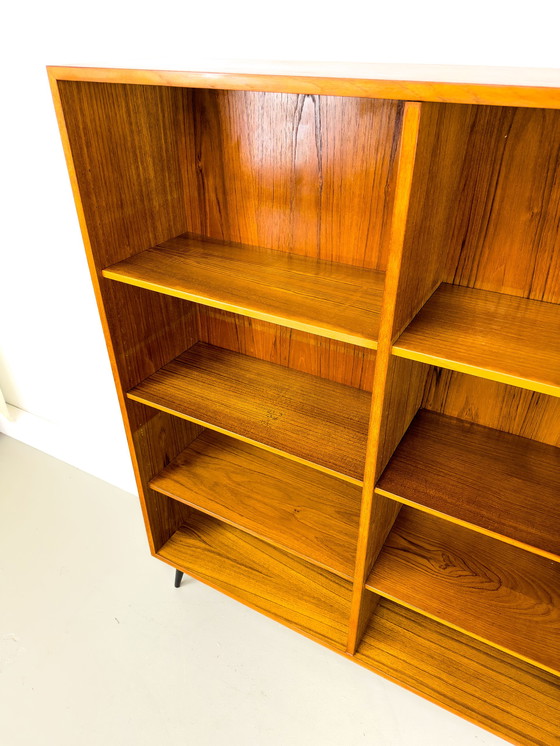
[347, 102, 422, 652]
[348, 101, 481, 653]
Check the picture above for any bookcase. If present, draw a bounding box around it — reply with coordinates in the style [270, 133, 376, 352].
[48, 63, 560, 745]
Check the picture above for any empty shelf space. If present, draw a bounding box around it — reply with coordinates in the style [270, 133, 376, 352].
[157, 512, 352, 650]
[128, 342, 370, 484]
[150, 431, 361, 580]
[356, 600, 560, 746]
[366, 507, 560, 675]
[393, 283, 560, 396]
[102, 234, 384, 348]
[376, 410, 560, 561]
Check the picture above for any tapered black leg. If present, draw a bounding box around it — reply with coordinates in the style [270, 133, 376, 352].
[174, 569, 184, 588]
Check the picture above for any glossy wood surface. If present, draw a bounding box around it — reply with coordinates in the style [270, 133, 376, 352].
[390, 104, 472, 339]
[150, 430, 360, 579]
[198, 308, 375, 392]
[357, 600, 560, 746]
[446, 106, 560, 304]
[52, 78, 203, 551]
[347, 102, 421, 652]
[128, 342, 370, 484]
[376, 410, 560, 561]
[158, 513, 351, 650]
[422, 369, 560, 448]
[49, 65, 560, 109]
[130, 404, 201, 550]
[367, 507, 560, 674]
[103, 233, 384, 348]
[394, 283, 560, 396]
[182, 91, 399, 270]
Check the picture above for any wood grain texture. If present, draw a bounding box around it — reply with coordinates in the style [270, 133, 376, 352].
[57, 81, 189, 268]
[57, 79, 198, 395]
[102, 233, 385, 348]
[356, 600, 560, 746]
[158, 513, 352, 650]
[128, 342, 370, 484]
[423, 368, 560, 447]
[51, 79, 200, 552]
[376, 409, 560, 561]
[348, 103, 422, 653]
[182, 90, 400, 269]
[390, 103, 474, 339]
[129, 404, 201, 551]
[394, 283, 560, 396]
[446, 106, 560, 303]
[49, 65, 560, 109]
[197, 308, 375, 391]
[367, 507, 560, 675]
[150, 430, 360, 579]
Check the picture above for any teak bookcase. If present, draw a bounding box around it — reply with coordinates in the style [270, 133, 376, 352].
[48, 63, 560, 745]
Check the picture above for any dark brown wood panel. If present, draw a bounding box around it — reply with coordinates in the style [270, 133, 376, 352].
[367, 508, 560, 675]
[182, 90, 400, 269]
[197, 307, 375, 391]
[150, 430, 360, 579]
[357, 600, 560, 746]
[446, 105, 560, 303]
[102, 233, 384, 348]
[376, 409, 560, 560]
[158, 513, 352, 650]
[423, 368, 560, 447]
[128, 342, 370, 483]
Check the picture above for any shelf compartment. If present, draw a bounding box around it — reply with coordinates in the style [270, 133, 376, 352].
[157, 511, 352, 650]
[102, 234, 384, 349]
[392, 283, 560, 397]
[150, 430, 361, 580]
[356, 600, 560, 746]
[366, 507, 560, 675]
[376, 409, 560, 562]
[128, 342, 370, 484]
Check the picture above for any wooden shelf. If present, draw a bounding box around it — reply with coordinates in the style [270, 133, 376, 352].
[376, 409, 560, 561]
[128, 342, 370, 484]
[150, 430, 361, 580]
[393, 284, 560, 397]
[157, 512, 352, 650]
[356, 600, 560, 746]
[366, 507, 560, 675]
[102, 234, 384, 349]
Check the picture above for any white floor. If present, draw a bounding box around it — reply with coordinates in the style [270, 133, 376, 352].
[0, 434, 507, 746]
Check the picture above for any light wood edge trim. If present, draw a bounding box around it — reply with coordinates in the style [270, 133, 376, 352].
[150, 479, 355, 581]
[347, 102, 423, 653]
[101, 270, 377, 349]
[45, 70, 157, 544]
[46, 66, 560, 108]
[375, 487, 560, 564]
[126, 392, 365, 487]
[391, 347, 560, 398]
[363, 587, 560, 678]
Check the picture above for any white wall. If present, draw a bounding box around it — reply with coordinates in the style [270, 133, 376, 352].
[1, 0, 559, 493]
